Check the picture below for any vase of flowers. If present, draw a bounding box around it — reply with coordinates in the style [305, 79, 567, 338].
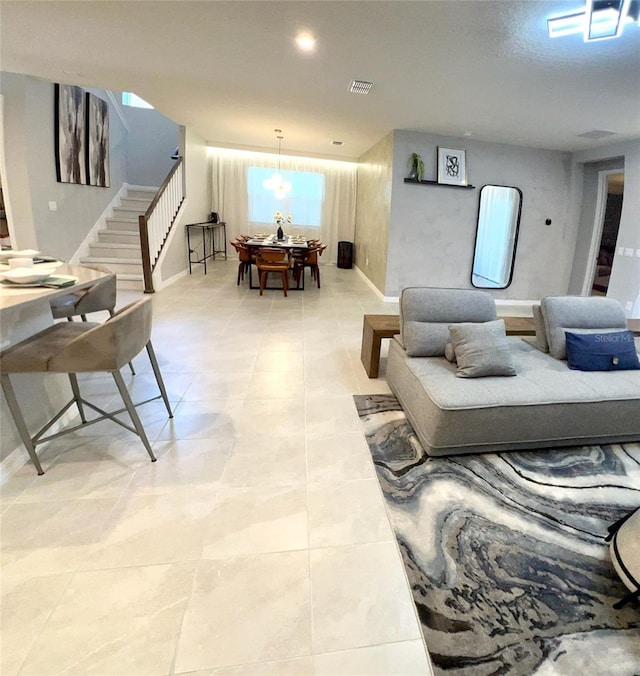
[274, 212, 292, 240]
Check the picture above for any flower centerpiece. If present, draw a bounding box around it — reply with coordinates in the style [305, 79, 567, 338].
[274, 212, 292, 241]
[274, 211, 292, 226]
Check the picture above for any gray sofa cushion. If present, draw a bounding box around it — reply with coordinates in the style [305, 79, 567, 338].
[386, 336, 640, 457]
[542, 296, 628, 360]
[532, 304, 549, 352]
[449, 319, 517, 378]
[400, 287, 497, 357]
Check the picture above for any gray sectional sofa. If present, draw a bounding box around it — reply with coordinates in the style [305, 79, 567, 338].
[386, 288, 640, 457]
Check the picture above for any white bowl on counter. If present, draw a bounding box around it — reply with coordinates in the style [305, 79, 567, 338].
[0, 266, 59, 284]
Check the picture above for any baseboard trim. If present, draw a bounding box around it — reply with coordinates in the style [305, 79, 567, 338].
[353, 266, 392, 302]
[350, 272, 537, 314]
[495, 299, 536, 317]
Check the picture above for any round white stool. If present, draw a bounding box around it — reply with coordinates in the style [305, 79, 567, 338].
[607, 507, 640, 609]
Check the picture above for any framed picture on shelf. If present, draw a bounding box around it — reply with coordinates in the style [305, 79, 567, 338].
[437, 147, 467, 186]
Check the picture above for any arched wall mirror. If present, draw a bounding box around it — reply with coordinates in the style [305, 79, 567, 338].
[471, 185, 522, 289]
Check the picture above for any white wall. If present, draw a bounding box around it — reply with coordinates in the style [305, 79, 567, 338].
[385, 130, 576, 299]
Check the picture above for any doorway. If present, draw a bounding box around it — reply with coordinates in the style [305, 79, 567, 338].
[584, 170, 624, 297]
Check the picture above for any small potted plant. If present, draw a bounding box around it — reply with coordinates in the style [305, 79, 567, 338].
[407, 153, 424, 182]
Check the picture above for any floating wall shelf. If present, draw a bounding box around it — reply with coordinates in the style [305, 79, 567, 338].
[404, 178, 476, 190]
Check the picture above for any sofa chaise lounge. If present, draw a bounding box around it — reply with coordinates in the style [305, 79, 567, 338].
[386, 288, 640, 457]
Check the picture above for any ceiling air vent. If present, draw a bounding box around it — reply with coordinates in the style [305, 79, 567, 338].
[331, 140, 344, 146]
[349, 79, 373, 94]
[577, 129, 617, 139]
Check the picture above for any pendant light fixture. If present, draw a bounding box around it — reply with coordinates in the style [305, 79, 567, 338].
[262, 130, 292, 200]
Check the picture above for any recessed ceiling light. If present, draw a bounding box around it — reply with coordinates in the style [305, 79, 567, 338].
[349, 80, 374, 94]
[295, 32, 316, 52]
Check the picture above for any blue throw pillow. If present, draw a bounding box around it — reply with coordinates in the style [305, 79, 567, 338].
[565, 330, 640, 371]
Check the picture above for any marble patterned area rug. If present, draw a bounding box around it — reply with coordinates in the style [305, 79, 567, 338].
[354, 394, 640, 676]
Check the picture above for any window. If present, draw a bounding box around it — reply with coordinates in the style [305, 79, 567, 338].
[247, 167, 324, 227]
[121, 92, 153, 109]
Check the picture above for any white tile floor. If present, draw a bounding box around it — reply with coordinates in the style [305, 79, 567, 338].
[1, 261, 434, 675]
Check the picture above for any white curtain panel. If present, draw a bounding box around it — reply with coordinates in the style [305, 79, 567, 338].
[210, 148, 357, 263]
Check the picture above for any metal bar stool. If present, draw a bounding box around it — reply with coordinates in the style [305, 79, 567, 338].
[0, 297, 172, 475]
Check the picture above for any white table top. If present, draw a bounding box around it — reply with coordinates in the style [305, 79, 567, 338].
[0, 264, 111, 313]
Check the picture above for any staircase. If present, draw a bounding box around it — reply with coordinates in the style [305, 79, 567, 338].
[80, 187, 157, 289]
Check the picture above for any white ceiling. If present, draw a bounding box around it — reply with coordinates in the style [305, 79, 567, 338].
[1, 0, 639, 160]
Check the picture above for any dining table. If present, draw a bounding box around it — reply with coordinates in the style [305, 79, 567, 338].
[243, 234, 309, 290]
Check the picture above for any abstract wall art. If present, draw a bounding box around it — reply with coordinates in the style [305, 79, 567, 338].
[437, 146, 467, 186]
[54, 84, 110, 187]
[54, 83, 87, 185]
[86, 92, 110, 187]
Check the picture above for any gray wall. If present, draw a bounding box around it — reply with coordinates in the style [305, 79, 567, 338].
[354, 132, 393, 293]
[572, 140, 640, 318]
[0, 72, 128, 261]
[385, 130, 576, 299]
[122, 105, 179, 187]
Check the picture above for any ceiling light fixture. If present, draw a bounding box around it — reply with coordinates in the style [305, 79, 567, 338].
[548, 0, 637, 40]
[295, 32, 316, 52]
[349, 80, 374, 94]
[262, 131, 292, 200]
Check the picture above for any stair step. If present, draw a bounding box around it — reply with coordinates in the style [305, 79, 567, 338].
[120, 197, 152, 210]
[113, 206, 145, 215]
[105, 219, 139, 231]
[89, 242, 141, 259]
[80, 256, 143, 275]
[116, 273, 144, 291]
[126, 188, 158, 199]
[98, 229, 140, 244]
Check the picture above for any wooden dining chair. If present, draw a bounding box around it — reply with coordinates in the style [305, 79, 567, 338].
[230, 239, 252, 285]
[294, 243, 326, 289]
[255, 248, 290, 297]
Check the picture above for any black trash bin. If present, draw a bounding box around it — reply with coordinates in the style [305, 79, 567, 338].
[337, 241, 353, 269]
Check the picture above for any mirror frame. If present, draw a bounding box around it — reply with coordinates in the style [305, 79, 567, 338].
[471, 184, 523, 290]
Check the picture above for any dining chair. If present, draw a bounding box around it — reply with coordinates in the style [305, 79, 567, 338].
[230, 239, 252, 285]
[0, 296, 172, 475]
[255, 248, 290, 297]
[49, 264, 136, 375]
[294, 243, 326, 289]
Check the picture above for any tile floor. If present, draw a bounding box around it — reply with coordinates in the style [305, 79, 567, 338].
[0, 261, 434, 675]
